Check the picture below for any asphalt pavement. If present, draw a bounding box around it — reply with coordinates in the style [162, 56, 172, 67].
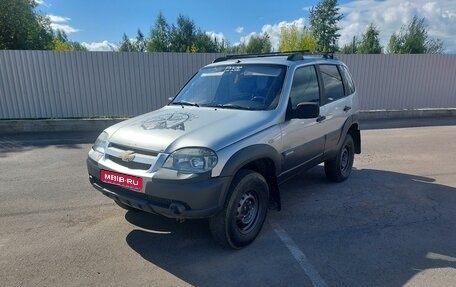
[0, 121, 455, 286]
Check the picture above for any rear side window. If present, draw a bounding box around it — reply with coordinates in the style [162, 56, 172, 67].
[289, 66, 320, 108]
[340, 65, 356, 95]
[319, 65, 345, 102]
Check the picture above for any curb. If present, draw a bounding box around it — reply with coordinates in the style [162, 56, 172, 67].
[1, 109, 455, 133]
[359, 108, 456, 120]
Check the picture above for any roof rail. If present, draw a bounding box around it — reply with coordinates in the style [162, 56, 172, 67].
[213, 51, 335, 63]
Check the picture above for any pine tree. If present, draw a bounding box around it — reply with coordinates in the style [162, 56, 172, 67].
[340, 36, 358, 54]
[147, 12, 170, 52]
[358, 23, 382, 54]
[309, 0, 343, 52]
[386, 16, 443, 54]
[169, 15, 197, 52]
[134, 29, 146, 52]
[118, 34, 135, 52]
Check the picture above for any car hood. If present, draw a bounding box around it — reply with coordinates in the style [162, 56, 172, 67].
[105, 105, 278, 153]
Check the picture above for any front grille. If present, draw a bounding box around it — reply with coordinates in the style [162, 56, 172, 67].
[110, 143, 158, 157]
[107, 142, 158, 171]
[108, 155, 152, 170]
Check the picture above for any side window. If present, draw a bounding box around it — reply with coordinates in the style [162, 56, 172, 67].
[340, 65, 356, 95]
[289, 66, 320, 108]
[319, 65, 345, 102]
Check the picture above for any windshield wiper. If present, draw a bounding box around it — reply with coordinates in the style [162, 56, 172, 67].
[218, 103, 253, 110]
[171, 101, 199, 107]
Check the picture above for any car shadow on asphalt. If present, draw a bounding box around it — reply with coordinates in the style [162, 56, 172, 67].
[124, 166, 456, 286]
[0, 131, 99, 157]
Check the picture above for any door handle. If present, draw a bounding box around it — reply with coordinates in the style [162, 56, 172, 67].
[343, 105, 352, 112]
[316, 115, 326, 123]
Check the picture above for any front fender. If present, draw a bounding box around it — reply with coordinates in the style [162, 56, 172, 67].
[219, 144, 282, 178]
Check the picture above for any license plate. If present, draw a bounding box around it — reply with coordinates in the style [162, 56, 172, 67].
[100, 170, 143, 191]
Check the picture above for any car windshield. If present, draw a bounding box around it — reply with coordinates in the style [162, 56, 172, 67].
[171, 64, 287, 110]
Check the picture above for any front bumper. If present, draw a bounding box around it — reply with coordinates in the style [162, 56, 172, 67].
[87, 158, 231, 219]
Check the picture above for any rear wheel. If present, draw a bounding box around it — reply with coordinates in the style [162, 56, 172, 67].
[209, 170, 269, 249]
[325, 134, 355, 182]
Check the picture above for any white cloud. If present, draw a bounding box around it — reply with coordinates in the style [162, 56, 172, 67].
[48, 14, 79, 34]
[338, 0, 456, 53]
[34, 0, 49, 6]
[235, 26, 244, 34]
[82, 41, 117, 52]
[48, 15, 71, 23]
[50, 23, 79, 34]
[239, 18, 307, 51]
[206, 31, 225, 42]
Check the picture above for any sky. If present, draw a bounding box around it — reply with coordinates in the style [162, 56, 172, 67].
[35, 0, 456, 53]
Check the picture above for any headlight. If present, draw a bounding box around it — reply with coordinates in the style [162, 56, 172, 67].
[162, 148, 218, 174]
[93, 131, 109, 153]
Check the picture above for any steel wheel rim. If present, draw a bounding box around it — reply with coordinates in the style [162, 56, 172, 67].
[340, 146, 350, 172]
[235, 190, 259, 234]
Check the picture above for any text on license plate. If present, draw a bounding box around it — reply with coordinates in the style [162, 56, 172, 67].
[100, 169, 143, 190]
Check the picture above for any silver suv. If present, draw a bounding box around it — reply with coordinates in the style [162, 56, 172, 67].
[87, 52, 361, 249]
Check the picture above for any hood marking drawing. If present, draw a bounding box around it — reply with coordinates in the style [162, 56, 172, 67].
[141, 112, 196, 131]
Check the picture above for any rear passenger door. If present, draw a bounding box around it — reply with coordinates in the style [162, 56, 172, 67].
[317, 64, 354, 154]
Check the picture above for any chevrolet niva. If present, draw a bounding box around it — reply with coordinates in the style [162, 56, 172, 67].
[87, 51, 361, 249]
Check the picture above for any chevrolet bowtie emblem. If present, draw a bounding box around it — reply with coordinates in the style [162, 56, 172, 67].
[120, 150, 135, 162]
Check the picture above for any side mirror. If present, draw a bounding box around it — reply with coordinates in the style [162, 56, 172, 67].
[293, 102, 320, 119]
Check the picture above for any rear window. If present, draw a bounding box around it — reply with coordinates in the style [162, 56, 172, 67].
[319, 65, 345, 102]
[340, 65, 355, 95]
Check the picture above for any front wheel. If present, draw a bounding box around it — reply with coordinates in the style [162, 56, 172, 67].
[209, 170, 269, 249]
[324, 134, 355, 182]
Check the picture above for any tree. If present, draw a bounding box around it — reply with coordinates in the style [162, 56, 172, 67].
[299, 29, 317, 52]
[51, 30, 87, 51]
[279, 25, 316, 52]
[245, 33, 271, 53]
[358, 23, 382, 54]
[309, 0, 343, 52]
[227, 33, 271, 54]
[340, 36, 358, 54]
[169, 15, 197, 52]
[386, 33, 400, 54]
[0, 0, 54, 50]
[118, 30, 146, 52]
[134, 29, 146, 52]
[280, 25, 299, 52]
[227, 42, 246, 54]
[147, 12, 170, 52]
[136, 13, 224, 53]
[52, 30, 72, 51]
[69, 41, 88, 51]
[118, 33, 135, 52]
[192, 30, 225, 53]
[386, 16, 444, 54]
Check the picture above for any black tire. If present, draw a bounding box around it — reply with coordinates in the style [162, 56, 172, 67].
[114, 200, 139, 211]
[324, 134, 355, 182]
[209, 170, 269, 249]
